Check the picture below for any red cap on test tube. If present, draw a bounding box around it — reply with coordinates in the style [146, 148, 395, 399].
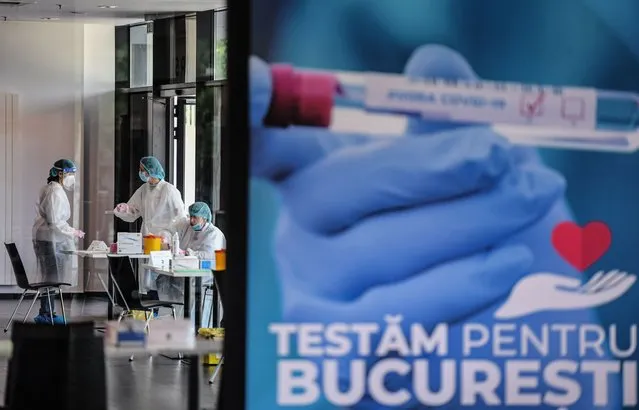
[264, 64, 337, 128]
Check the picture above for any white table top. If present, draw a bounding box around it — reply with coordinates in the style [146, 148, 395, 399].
[64, 250, 150, 259]
[140, 264, 212, 278]
[0, 338, 223, 358]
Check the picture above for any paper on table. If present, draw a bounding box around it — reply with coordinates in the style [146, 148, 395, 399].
[149, 250, 172, 270]
[87, 240, 109, 252]
[117, 232, 143, 254]
[174, 256, 199, 269]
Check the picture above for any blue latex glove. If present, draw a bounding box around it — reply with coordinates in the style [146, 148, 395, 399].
[250, 46, 620, 409]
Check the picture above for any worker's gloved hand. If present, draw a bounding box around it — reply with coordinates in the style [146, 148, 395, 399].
[114, 203, 128, 213]
[157, 233, 171, 245]
[250, 46, 617, 409]
[73, 229, 85, 239]
[185, 248, 194, 256]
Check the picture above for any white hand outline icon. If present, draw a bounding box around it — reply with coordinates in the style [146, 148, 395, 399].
[495, 270, 636, 319]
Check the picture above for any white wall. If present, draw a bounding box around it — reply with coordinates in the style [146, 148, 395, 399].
[0, 94, 18, 285]
[0, 21, 115, 291]
[83, 24, 116, 291]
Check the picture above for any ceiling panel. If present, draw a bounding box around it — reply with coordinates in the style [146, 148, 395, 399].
[0, 0, 225, 23]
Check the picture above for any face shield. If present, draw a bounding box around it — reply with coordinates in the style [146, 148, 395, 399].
[51, 163, 77, 191]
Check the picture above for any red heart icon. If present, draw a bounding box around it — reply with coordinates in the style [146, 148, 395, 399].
[551, 221, 611, 272]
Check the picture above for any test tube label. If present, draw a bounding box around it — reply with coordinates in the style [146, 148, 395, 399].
[363, 73, 598, 130]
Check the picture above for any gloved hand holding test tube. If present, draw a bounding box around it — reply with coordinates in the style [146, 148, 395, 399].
[250, 44, 619, 409]
[258, 49, 639, 153]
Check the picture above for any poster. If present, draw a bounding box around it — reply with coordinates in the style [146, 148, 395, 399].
[247, 1, 639, 408]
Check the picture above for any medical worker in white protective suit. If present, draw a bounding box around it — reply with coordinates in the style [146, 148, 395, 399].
[156, 202, 226, 304]
[32, 159, 85, 325]
[113, 156, 187, 292]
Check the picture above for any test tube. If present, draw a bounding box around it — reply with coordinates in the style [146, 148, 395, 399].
[257, 60, 639, 153]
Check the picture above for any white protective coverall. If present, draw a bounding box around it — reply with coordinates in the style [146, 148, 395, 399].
[157, 219, 226, 320]
[114, 180, 187, 291]
[32, 182, 77, 288]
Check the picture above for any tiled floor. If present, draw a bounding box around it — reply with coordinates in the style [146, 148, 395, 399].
[0, 294, 220, 410]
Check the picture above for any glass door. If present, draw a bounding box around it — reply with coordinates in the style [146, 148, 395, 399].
[173, 96, 197, 205]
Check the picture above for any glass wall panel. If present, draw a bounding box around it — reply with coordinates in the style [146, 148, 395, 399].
[129, 24, 153, 88]
[184, 102, 197, 206]
[196, 10, 214, 81]
[195, 85, 224, 210]
[186, 15, 197, 83]
[214, 10, 227, 80]
[115, 26, 130, 88]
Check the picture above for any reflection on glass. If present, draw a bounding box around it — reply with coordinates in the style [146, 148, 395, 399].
[195, 85, 222, 209]
[184, 103, 197, 206]
[214, 10, 227, 80]
[115, 27, 129, 86]
[170, 98, 196, 205]
[186, 15, 197, 83]
[211, 86, 223, 209]
[196, 11, 213, 80]
[130, 24, 153, 87]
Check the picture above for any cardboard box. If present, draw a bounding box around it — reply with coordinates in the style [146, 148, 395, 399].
[104, 320, 146, 347]
[117, 232, 143, 255]
[174, 255, 200, 269]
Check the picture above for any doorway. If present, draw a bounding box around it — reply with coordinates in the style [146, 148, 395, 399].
[114, 83, 225, 232]
[172, 95, 196, 205]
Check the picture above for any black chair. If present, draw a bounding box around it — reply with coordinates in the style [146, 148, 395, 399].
[107, 256, 183, 323]
[108, 256, 185, 361]
[208, 269, 226, 384]
[5, 321, 107, 410]
[3, 243, 71, 330]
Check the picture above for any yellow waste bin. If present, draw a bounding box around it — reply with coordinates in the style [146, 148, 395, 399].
[215, 249, 226, 271]
[143, 235, 162, 254]
[198, 328, 224, 365]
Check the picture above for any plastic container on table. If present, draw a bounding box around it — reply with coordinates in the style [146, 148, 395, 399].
[215, 249, 226, 271]
[143, 235, 162, 255]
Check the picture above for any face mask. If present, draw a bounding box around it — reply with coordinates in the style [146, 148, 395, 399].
[63, 175, 75, 190]
[192, 223, 203, 231]
[139, 171, 149, 183]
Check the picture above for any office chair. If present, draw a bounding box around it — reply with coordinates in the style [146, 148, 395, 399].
[107, 256, 183, 360]
[107, 256, 183, 324]
[3, 243, 71, 330]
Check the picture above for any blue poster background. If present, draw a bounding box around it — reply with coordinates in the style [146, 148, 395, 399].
[248, 1, 639, 408]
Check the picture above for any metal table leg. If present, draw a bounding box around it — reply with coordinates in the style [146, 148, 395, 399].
[105, 257, 133, 320]
[187, 353, 201, 410]
[212, 283, 219, 328]
[209, 356, 224, 384]
[186, 276, 205, 410]
[183, 277, 202, 409]
[109, 270, 130, 313]
[94, 273, 116, 308]
[184, 277, 192, 319]
[194, 277, 202, 333]
[133, 258, 141, 293]
[107, 266, 114, 320]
